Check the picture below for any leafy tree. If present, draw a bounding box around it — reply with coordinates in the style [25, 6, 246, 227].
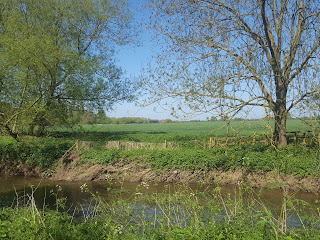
[143, 0, 320, 147]
[0, 0, 135, 137]
[94, 109, 110, 124]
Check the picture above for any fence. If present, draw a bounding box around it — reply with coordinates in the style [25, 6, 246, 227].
[105, 140, 177, 150]
[208, 131, 319, 147]
[73, 131, 320, 151]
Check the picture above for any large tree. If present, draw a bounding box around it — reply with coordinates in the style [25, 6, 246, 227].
[143, 0, 320, 147]
[0, 0, 135, 137]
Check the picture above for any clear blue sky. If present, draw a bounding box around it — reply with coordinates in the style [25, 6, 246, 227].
[107, 1, 265, 121]
[106, 1, 213, 121]
[107, 1, 180, 120]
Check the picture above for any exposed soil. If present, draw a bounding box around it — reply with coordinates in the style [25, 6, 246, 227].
[0, 160, 41, 177]
[49, 153, 320, 193]
[1, 153, 319, 193]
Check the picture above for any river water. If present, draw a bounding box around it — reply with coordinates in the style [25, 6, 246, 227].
[0, 176, 319, 227]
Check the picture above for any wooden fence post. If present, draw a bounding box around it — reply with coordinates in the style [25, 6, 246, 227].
[75, 139, 79, 150]
[265, 132, 272, 145]
[164, 139, 167, 149]
[210, 137, 216, 148]
[252, 133, 256, 145]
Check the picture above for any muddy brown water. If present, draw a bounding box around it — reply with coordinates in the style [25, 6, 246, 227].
[0, 176, 319, 227]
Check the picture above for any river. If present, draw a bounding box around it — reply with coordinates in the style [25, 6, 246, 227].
[0, 176, 319, 227]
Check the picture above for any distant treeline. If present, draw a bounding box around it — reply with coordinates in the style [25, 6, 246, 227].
[77, 110, 319, 125]
[77, 110, 174, 125]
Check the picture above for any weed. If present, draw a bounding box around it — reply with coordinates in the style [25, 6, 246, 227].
[1, 183, 320, 239]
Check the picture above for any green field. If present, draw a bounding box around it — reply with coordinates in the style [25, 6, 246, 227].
[47, 119, 315, 143]
[1, 118, 319, 178]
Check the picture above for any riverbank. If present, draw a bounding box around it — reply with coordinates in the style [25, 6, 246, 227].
[52, 152, 320, 192]
[1, 192, 319, 240]
[0, 175, 320, 240]
[1, 152, 319, 193]
[1, 136, 320, 193]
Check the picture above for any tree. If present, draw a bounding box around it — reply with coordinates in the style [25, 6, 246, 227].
[0, 0, 135, 137]
[143, 0, 320, 147]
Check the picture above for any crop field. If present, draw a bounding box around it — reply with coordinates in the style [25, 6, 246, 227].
[48, 119, 316, 143]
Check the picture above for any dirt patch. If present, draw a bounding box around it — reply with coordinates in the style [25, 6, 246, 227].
[0, 160, 41, 177]
[49, 153, 320, 193]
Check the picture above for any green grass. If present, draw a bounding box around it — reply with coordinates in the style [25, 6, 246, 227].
[1, 185, 320, 239]
[47, 119, 315, 143]
[0, 136, 73, 168]
[80, 144, 320, 178]
[1, 119, 319, 177]
[1, 119, 319, 178]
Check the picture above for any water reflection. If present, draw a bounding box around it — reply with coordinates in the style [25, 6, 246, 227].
[0, 176, 319, 227]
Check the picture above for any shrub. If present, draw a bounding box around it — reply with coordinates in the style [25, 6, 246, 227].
[0, 137, 73, 168]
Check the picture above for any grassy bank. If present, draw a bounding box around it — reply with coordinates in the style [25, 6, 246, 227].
[1, 138, 320, 180]
[0, 136, 73, 169]
[0, 185, 320, 239]
[0, 119, 319, 179]
[80, 144, 320, 178]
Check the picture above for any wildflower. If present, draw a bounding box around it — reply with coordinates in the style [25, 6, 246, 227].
[56, 185, 62, 192]
[141, 181, 149, 189]
[114, 225, 123, 234]
[104, 174, 112, 181]
[80, 183, 88, 192]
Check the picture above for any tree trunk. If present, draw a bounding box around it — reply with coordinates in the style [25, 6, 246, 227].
[273, 78, 288, 148]
[4, 123, 18, 139]
[274, 104, 287, 147]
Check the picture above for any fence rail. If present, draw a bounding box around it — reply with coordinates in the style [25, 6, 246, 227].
[208, 131, 319, 147]
[75, 131, 320, 151]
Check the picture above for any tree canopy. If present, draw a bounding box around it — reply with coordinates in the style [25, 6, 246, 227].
[0, 0, 135, 137]
[142, 0, 320, 147]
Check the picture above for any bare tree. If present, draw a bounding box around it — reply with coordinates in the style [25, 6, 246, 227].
[142, 0, 320, 147]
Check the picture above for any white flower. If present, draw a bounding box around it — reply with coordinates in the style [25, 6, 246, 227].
[104, 174, 112, 181]
[80, 183, 88, 192]
[56, 185, 62, 192]
[114, 225, 123, 234]
[141, 181, 149, 189]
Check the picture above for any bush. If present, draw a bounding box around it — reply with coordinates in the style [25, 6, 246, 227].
[0, 136, 73, 168]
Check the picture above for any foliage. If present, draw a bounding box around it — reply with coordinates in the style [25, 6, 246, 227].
[82, 148, 121, 165]
[0, 0, 135, 138]
[0, 185, 320, 239]
[143, 0, 320, 147]
[79, 144, 320, 178]
[0, 136, 73, 168]
[1, 119, 319, 177]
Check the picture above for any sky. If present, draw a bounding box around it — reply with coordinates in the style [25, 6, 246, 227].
[106, 1, 194, 121]
[106, 1, 265, 121]
[107, 1, 218, 121]
[106, 1, 171, 120]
